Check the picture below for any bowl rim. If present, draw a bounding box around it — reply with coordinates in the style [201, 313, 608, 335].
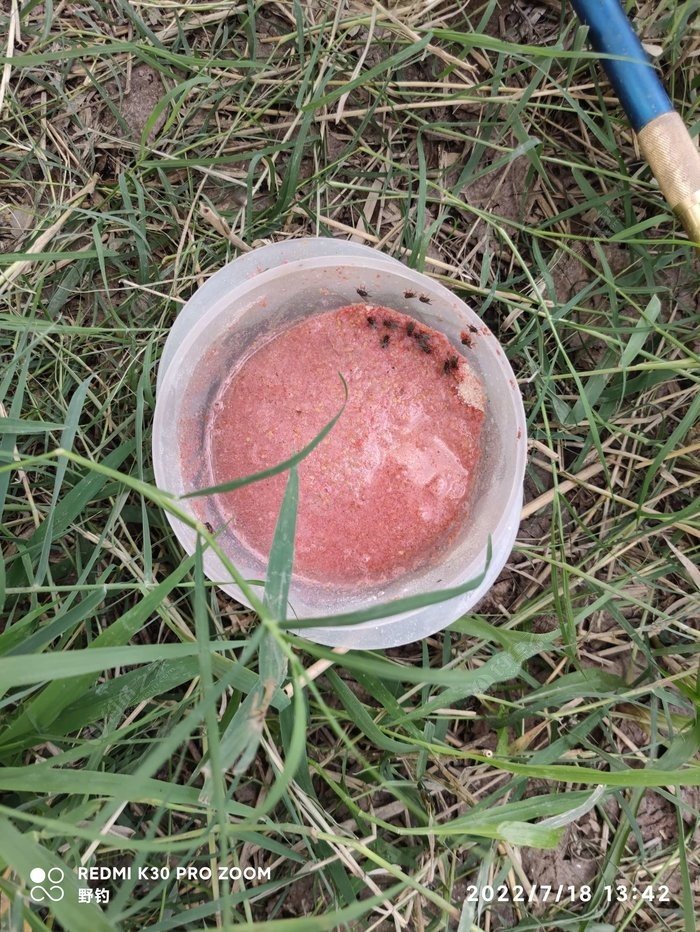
[153, 251, 527, 645]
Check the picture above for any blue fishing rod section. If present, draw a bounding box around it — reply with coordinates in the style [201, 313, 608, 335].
[570, 0, 673, 132]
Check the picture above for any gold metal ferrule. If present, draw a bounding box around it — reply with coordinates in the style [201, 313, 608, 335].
[637, 111, 700, 248]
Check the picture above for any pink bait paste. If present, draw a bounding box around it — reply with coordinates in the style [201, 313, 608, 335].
[202, 304, 485, 586]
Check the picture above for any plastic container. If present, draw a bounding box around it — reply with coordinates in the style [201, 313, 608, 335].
[153, 238, 526, 648]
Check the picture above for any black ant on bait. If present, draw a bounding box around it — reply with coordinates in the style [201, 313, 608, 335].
[380, 334, 390, 348]
[367, 315, 377, 328]
[382, 318, 397, 329]
[418, 334, 432, 353]
[443, 355, 459, 374]
[406, 321, 415, 336]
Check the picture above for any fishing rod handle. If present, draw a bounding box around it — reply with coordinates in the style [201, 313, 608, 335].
[571, 0, 700, 248]
[637, 112, 700, 246]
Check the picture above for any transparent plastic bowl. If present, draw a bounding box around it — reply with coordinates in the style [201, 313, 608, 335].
[153, 238, 526, 648]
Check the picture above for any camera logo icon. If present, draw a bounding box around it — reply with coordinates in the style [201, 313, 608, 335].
[29, 867, 65, 903]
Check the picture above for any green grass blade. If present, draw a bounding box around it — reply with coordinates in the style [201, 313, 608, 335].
[35, 376, 93, 587]
[262, 466, 298, 623]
